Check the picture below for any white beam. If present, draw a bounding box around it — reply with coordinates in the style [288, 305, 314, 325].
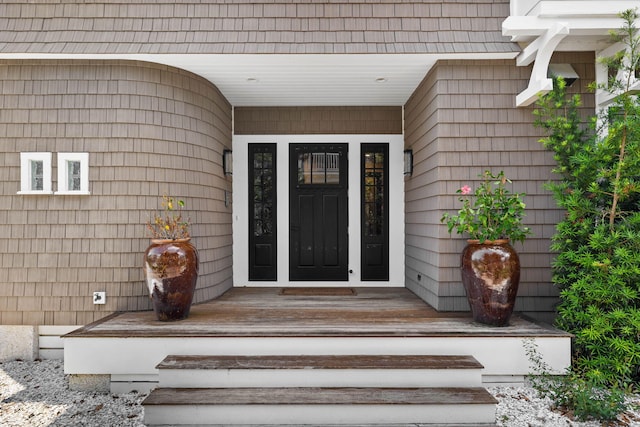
[504, 1, 640, 107]
[516, 79, 554, 107]
[599, 41, 626, 58]
[536, 1, 640, 18]
[516, 22, 569, 66]
[503, 16, 628, 38]
[515, 23, 569, 107]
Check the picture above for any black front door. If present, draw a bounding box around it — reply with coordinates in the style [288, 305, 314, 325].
[289, 144, 348, 281]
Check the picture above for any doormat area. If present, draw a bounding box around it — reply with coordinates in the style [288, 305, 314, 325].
[280, 288, 357, 296]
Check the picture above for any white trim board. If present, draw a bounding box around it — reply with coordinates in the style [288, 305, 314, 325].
[63, 335, 570, 378]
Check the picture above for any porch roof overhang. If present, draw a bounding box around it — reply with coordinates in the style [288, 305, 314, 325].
[0, 0, 520, 107]
[502, 0, 640, 107]
[0, 52, 518, 107]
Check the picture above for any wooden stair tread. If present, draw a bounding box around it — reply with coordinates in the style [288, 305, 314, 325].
[157, 354, 484, 370]
[143, 387, 498, 406]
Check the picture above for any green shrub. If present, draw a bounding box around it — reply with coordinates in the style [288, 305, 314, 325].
[524, 339, 629, 422]
[534, 9, 640, 387]
[543, 375, 627, 422]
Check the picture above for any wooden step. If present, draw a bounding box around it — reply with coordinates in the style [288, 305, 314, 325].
[156, 354, 484, 388]
[158, 354, 484, 370]
[143, 387, 498, 425]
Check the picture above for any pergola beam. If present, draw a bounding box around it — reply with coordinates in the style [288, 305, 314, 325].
[503, 16, 626, 39]
[502, 1, 640, 107]
[515, 23, 569, 107]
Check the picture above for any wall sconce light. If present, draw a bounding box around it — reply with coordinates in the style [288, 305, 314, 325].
[403, 149, 413, 176]
[223, 149, 233, 176]
[547, 64, 579, 87]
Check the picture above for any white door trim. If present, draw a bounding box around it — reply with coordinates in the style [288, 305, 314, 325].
[232, 134, 405, 287]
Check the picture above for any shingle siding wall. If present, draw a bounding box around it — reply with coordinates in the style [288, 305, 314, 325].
[235, 106, 402, 134]
[404, 53, 595, 322]
[0, 0, 517, 55]
[0, 60, 233, 326]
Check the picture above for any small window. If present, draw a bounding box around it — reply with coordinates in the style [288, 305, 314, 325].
[18, 152, 52, 194]
[56, 152, 89, 194]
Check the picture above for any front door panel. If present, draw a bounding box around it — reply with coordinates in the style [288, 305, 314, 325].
[289, 144, 348, 281]
[248, 144, 277, 281]
[361, 144, 389, 281]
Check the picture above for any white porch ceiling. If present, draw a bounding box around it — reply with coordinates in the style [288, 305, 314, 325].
[170, 54, 441, 107]
[0, 53, 517, 107]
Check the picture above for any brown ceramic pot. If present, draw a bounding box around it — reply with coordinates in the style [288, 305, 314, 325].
[143, 238, 199, 321]
[460, 239, 520, 327]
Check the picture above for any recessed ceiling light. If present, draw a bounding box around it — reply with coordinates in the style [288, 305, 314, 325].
[375, 77, 388, 83]
[246, 77, 260, 83]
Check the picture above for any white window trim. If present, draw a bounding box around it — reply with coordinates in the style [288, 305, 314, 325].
[18, 152, 53, 195]
[55, 152, 90, 195]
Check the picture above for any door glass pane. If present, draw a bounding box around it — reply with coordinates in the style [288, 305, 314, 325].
[363, 151, 385, 237]
[298, 153, 312, 184]
[262, 204, 273, 234]
[253, 152, 274, 237]
[30, 160, 43, 191]
[298, 152, 340, 185]
[325, 152, 340, 184]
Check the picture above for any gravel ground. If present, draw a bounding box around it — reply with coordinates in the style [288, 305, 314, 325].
[1, 359, 145, 427]
[1, 359, 639, 426]
[488, 386, 640, 427]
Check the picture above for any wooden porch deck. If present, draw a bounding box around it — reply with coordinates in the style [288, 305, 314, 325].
[66, 287, 568, 338]
[63, 287, 571, 396]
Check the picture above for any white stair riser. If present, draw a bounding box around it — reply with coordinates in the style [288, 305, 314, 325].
[159, 368, 482, 388]
[65, 335, 569, 393]
[144, 403, 496, 425]
[65, 336, 570, 378]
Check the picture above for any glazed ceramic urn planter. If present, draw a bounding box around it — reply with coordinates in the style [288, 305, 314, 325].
[143, 238, 199, 321]
[460, 239, 520, 327]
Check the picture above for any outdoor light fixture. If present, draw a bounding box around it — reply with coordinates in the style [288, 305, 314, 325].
[223, 149, 233, 176]
[404, 149, 413, 176]
[548, 64, 579, 87]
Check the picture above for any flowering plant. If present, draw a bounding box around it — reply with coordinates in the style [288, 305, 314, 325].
[146, 195, 191, 240]
[441, 171, 531, 243]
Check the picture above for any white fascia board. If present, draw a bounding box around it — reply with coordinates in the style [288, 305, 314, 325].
[512, 0, 540, 17]
[536, 1, 640, 18]
[503, 16, 628, 38]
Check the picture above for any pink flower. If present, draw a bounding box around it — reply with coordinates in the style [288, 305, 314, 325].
[460, 185, 472, 195]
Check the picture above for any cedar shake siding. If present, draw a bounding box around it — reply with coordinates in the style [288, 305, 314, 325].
[0, 0, 517, 56]
[403, 53, 595, 323]
[234, 107, 402, 135]
[0, 60, 232, 326]
[0, 0, 603, 332]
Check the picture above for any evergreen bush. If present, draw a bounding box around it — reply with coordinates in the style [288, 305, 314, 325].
[534, 9, 640, 389]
